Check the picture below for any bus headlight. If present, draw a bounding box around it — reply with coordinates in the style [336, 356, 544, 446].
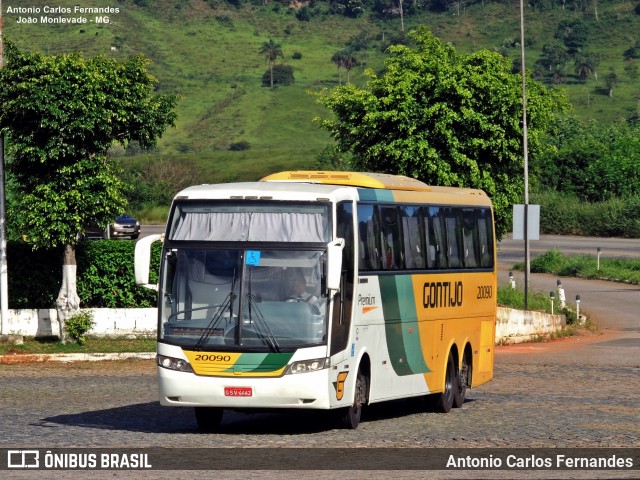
[284, 357, 330, 375]
[157, 354, 194, 373]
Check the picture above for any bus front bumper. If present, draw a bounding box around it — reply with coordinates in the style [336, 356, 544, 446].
[158, 366, 332, 410]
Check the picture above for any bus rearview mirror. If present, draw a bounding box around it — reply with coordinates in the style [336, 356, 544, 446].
[134, 234, 163, 290]
[327, 238, 345, 292]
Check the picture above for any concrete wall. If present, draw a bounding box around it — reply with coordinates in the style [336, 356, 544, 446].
[496, 306, 566, 344]
[1, 308, 156, 338]
[1, 307, 565, 344]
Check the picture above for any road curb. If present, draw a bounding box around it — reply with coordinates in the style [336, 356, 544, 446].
[0, 352, 155, 364]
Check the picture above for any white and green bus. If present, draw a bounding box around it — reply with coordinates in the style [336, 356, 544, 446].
[135, 171, 496, 430]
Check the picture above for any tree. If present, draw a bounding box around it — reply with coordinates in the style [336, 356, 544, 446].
[259, 39, 284, 89]
[315, 28, 568, 239]
[261, 64, 295, 87]
[331, 50, 347, 85]
[554, 19, 590, 55]
[329, 0, 365, 18]
[574, 51, 599, 82]
[534, 42, 569, 81]
[341, 48, 357, 84]
[604, 70, 618, 97]
[537, 117, 640, 201]
[331, 49, 357, 85]
[398, 0, 405, 32]
[0, 41, 177, 341]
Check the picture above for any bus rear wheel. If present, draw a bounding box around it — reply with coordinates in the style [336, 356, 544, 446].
[431, 351, 455, 413]
[340, 370, 368, 429]
[194, 407, 224, 432]
[453, 350, 470, 408]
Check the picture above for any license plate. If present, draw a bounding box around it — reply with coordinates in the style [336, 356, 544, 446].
[224, 387, 253, 397]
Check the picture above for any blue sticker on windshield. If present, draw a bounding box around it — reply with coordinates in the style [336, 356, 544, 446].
[245, 250, 261, 266]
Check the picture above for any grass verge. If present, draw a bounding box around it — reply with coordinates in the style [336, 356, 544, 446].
[0, 336, 155, 356]
[514, 249, 640, 285]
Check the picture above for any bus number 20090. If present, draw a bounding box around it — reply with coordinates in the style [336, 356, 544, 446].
[477, 286, 493, 299]
[194, 354, 232, 362]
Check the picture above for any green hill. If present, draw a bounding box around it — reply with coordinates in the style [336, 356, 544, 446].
[4, 0, 640, 186]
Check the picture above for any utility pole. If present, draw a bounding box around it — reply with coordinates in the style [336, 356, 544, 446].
[519, 0, 530, 310]
[0, 0, 10, 335]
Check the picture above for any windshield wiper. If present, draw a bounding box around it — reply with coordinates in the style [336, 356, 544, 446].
[194, 274, 237, 351]
[246, 293, 281, 353]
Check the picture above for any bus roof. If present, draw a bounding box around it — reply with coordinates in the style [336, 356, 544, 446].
[261, 171, 432, 192]
[173, 172, 491, 207]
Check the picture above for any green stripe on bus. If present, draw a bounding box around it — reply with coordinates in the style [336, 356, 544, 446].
[380, 275, 431, 376]
[257, 352, 294, 371]
[227, 352, 293, 373]
[379, 276, 412, 376]
[395, 276, 431, 375]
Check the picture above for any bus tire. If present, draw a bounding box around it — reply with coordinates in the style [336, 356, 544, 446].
[453, 350, 470, 408]
[194, 407, 224, 432]
[432, 351, 455, 413]
[340, 370, 368, 429]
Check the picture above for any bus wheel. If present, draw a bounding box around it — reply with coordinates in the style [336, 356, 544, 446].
[453, 350, 470, 408]
[194, 407, 224, 432]
[432, 351, 455, 413]
[340, 370, 368, 429]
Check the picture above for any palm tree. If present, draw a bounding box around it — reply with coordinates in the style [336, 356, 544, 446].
[259, 39, 283, 89]
[332, 48, 357, 85]
[331, 50, 347, 85]
[574, 53, 599, 83]
[341, 48, 357, 84]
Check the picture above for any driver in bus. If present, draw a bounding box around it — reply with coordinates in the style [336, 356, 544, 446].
[289, 278, 319, 305]
[288, 278, 323, 316]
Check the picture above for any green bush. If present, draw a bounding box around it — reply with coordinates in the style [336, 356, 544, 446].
[228, 140, 251, 151]
[7, 242, 61, 308]
[261, 64, 295, 87]
[7, 240, 160, 309]
[533, 191, 640, 238]
[76, 241, 160, 308]
[65, 310, 95, 345]
[529, 249, 568, 273]
[497, 286, 551, 312]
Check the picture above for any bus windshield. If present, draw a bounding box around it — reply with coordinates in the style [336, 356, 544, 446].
[159, 248, 327, 351]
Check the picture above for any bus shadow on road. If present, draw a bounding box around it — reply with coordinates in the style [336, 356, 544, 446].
[42, 402, 197, 434]
[42, 402, 354, 435]
[364, 396, 477, 422]
[43, 396, 477, 435]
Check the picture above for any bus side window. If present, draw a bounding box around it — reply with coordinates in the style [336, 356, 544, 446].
[477, 208, 495, 268]
[380, 206, 403, 270]
[357, 204, 381, 271]
[429, 208, 447, 269]
[401, 206, 424, 269]
[336, 202, 355, 274]
[423, 216, 436, 269]
[462, 209, 480, 268]
[444, 209, 462, 268]
[332, 201, 355, 355]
